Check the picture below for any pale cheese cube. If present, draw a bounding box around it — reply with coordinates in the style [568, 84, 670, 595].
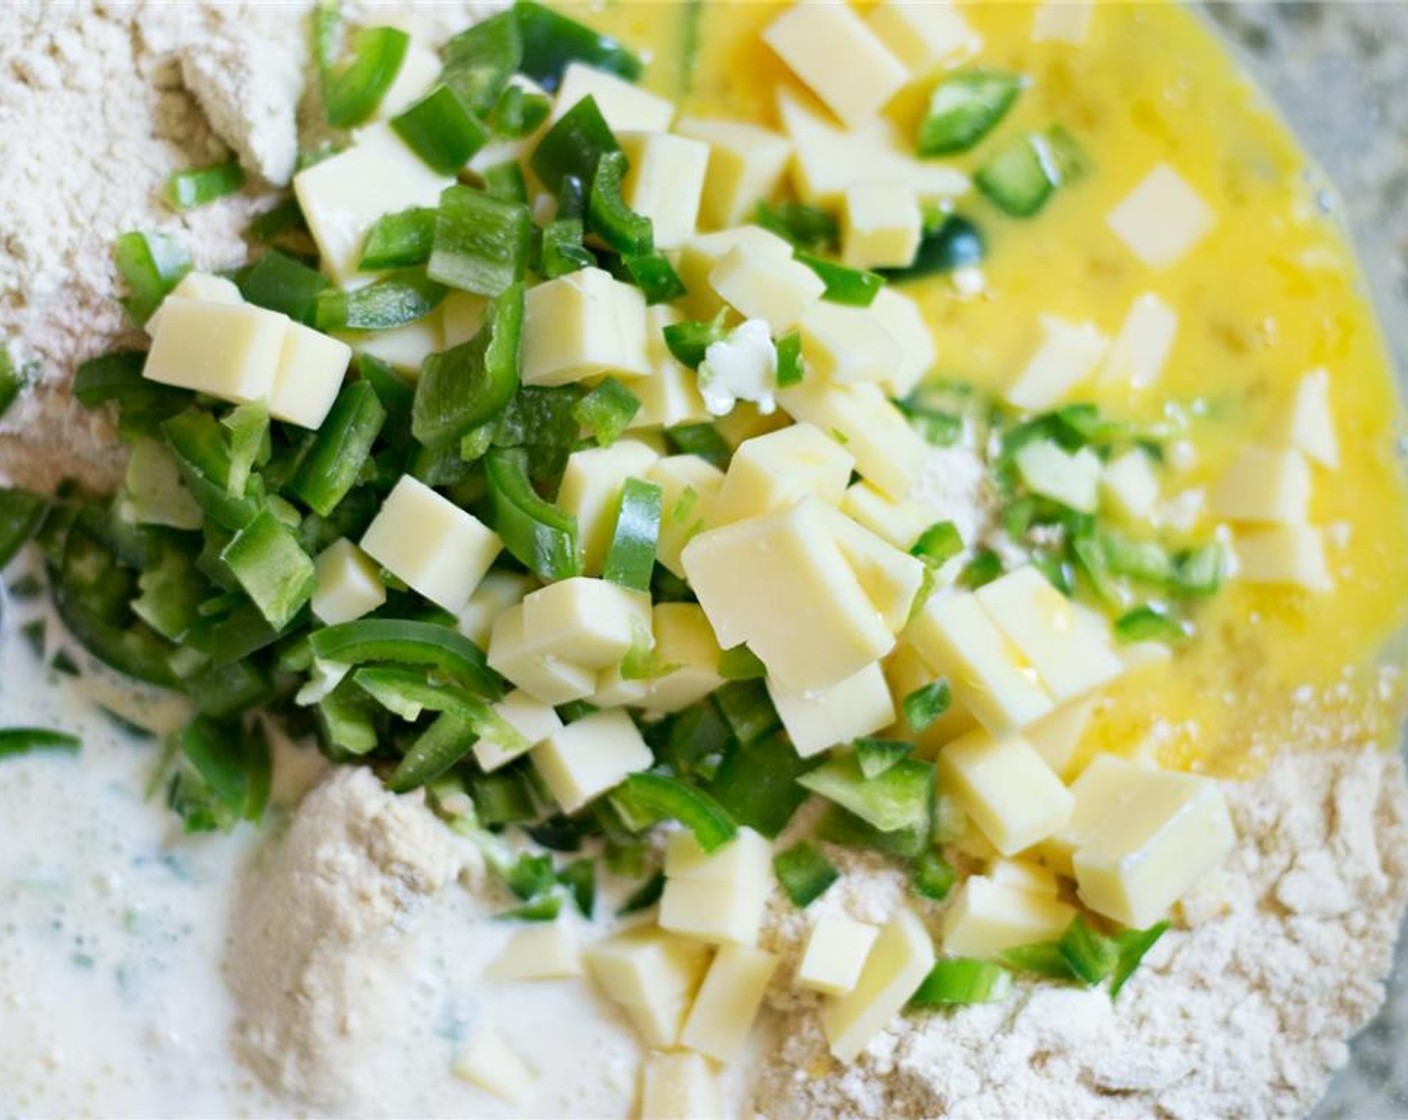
[661, 828, 773, 946]
[797, 914, 880, 996]
[866, 287, 937, 399]
[681, 500, 896, 692]
[371, 39, 441, 122]
[1107, 164, 1215, 269]
[487, 602, 598, 705]
[472, 689, 564, 772]
[311, 538, 386, 625]
[778, 380, 930, 501]
[883, 639, 981, 748]
[339, 311, 444, 375]
[1074, 767, 1236, 927]
[940, 729, 1073, 856]
[987, 859, 1061, 896]
[665, 826, 774, 883]
[798, 300, 904, 386]
[640, 1051, 722, 1120]
[557, 439, 661, 574]
[941, 875, 1075, 959]
[360, 476, 501, 613]
[1102, 449, 1161, 523]
[631, 305, 710, 431]
[649, 454, 725, 579]
[585, 926, 712, 1010]
[698, 319, 780, 417]
[457, 570, 536, 648]
[454, 1027, 535, 1104]
[488, 922, 582, 980]
[679, 942, 778, 1064]
[1015, 439, 1102, 514]
[975, 566, 1125, 703]
[709, 247, 826, 334]
[530, 708, 652, 813]
[1038, 753, 1159, 877]
[618, 131, 710, 250]
[625, 996, 695, 1050]
[1102, 293, 1178, 389]
[763, 3, 908, 129]
[1209, 445, 1312, 525]
[841, 482, 937, 551]
[595, 601, 725, 713]
[523, 267, 651, 387]
[143, 298, 287, 402]
[270, 320, 350, 428]
[823, 908, 935, 1063]
[1233, 525, 1332, 592]
[293, 124, 453, 284]
[1032, 0, 1095, 44]
[1005, 314, 1109, 412]
[1024, 695, 1097, 780]
[674, 117, 793, 230]
[712, 422, 854, 526]
[520, 577, 652, 671]
[712, 401, 792, 449]
[867, 0, 980, 73]
[768, 662, 895, 758]
[550, 61, 675, 133]
[440, 290, 488, 348]
[815, 502, 927, 632]
[906, 593, 1055, 733]
[842, 181, 922, 270]
[674, 226, 795, 319]
[1272, 369, 1339, 469]
[145, 271, 242, 335]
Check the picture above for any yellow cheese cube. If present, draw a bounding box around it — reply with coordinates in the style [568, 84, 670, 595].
[294, 123, 453, 285]
[939, 729, 1074, 856]
[796, 914, 880, 996]
[1101, 293, 1178, 389]
[636, 603, 727, 714]
[520, 577, 652, 671]
[987, 858, 1062, 896]
[711, 422, 855, 526]
[681, 500, 896, 692]
[762, 3, 908, 129]
[709, 246, 826, 333]
[798, 300, 904, 387]
[487, 922, 582, 980]
[712, 401, 792, 450]
[649, 454, 725, 579]
[630, 306, 710, 431]
[487, 602, 597, 705]
[1014, 439, 1103, 515]
[454, 1027, 535, 1104]
[360, 475, 502, 613]
[842, 181, 922, 270]
[619, 131, 710, 250]
[439, 290, 488, 348]
[1101, 450, 1161, 523]
[883, 640, 980, 748]
[1024, 695, 1097, 780]
[585, 926, 712, 1011]
[906, 593, 1055, 733]
[1005, 314, 1109, 412]
[975, 566, 1125, 703]
[522, 267, 651, 387]
[558, 440, 662, 574]
[1210, 445, 1312, 525]
[1074, 768, 1236, 928]
[1107, 164, 1215, 269]
[1233, 525, 1332, 592]
[867, 0, 980, 73]
[866, 287, 937, 399]
[472, 689, 564, 773]
[145, 271, 242, 335]
[457, 570, 536, 649]
[822, 908, 935, 1063]
[815, 503, 927, 632]
[311, 538, 386, 625]
[1272, 368, 1339, 469]
[371, 39, 441, 122]
[679, 942, 778, 1064]
[778, 380, 930, 502]
[143, 298, 287, 402]
[665, 826, 774, 883]
[674, 116, 793, 230]
[841, 483, 936, 552]
[550, 61, 675, 133]
[941, 875, 1075, 959]
[1032, 0, 1095, 44]
[640, 1051, 722, 1120]
[269, 320, 351, 429]
[674, 225, 795, 320]
[661, 828, 773, 946]
[339, 311, 443, 375]
[530, 708, 652, 813]
[1038, 753, 1161, 877]
[767, 662, 895, 758]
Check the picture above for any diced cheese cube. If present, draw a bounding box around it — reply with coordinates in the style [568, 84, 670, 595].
[371, 39, 441, 122]
[1102, 449, 1161, 523]
[440, 290, 488, 348]
[143, 298, 287, 402]
[712, 422, 854, 526]
[339, 311, 444, 375]
[488, 922, 582, 980]
[1038, 753, 1159, 877]
[987, 859, 1061, 896]
[522, 267, 651, 387]
[520, 577, 652, 671]
[1074, 767, 1236, 927]
[939, 729, 1073, 855]
[815, 503, 927, 632]
[842, 181, 922, 270]
[145, 271, 243, 335]
[585, 926, 713, 1010]
[698, 319, 780, 417]
[674, 225, 795, 319]
[768, 662, 895, 758]
[866, 287, 937, 399]
[906, 593, 1055, 733]
[269, 320, 350, 428]
[840, 483, 936, 552]
[778, 380, 930, 501]
[822, 908, 935, 1063]
[797, 914, 880, 996]
[311, 538, 386, 625]
[883, 639, 981, 748]
[640, 1051, 722, 1120]
[557, 440, 661, 574]
[709, 247, 826, 334]
[681, 500, 896, 692]
[649, 454, 726, 579]
[1032, 0, 1095, 44]
[1102, 293, 1178, 389]
[1005, 314, 1109, 412]
[675, 117, 793, 230]
[976, 566, 1125, 703]
[294, 124, 453, 284]
[473, 688, 564, 772]
[625, 996, 696, 1050]
[595, 601, 725, 713]
[679, 942, 778, 1063]
[454, 1027, 535, 1104]
[1024, 695, 1097, 780]
[457, 570, 536, 649]
[1233, 525, 1333, 592]
[941, 875, 1075, 959]
[1107, 164, 1215, 269]
[618, 131, 710, 250]
[530, 708, 653, 813]
[487, 602, 598, 705]
[712, 401, 792, 449]
[1015, 439, 1102, 514]
[631, 305, 711, 431]
[798, 301, 904, 387]
[1210, 445, 1312, 525]
[550, 61, 675, 133]
[867, 0, 981, 73]
[763, 3, 908, 129]
[1272, 368, 1339, 469]
[661, 828, 773, 946]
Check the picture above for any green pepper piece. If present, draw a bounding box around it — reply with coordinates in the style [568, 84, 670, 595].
[483, 447, 580, 581]
[413, 282, 523, 447]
